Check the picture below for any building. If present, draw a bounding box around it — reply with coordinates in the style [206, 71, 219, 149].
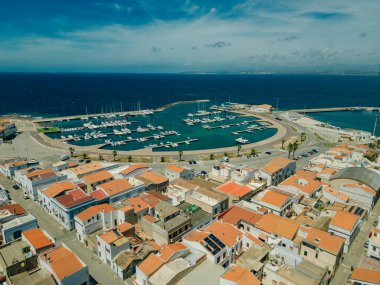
[16, 167, 67, 200]
[215, 181, 254, 204]
[0, 160, 27, 178]
[39, 245, 90, 285]
[64, 161, 119, 179]
[330, 167, 380, 209]
[220, 265, 260, 285]
[367, 228, 380, 260]
[235, 243, 270, 278]
[136, 171, 169, 193]
[349, 268, 380, 285]
[1, 213, 38, 243]
[255, 157, 296, 186]
[250, 188, 294, 216]
[298, 226, 344, 272]
[231, 166, 255, 184]
[74, 203, 117, 244]
[166, 178, 200, 206]
[278, 170, 322, 198]
[321, 186, 350, 204]
[135, 253, 164, 285]
[164, 165, 194, 181]
[22, 228, 55, 253]
[0, 120, 17, 140]
[328, 210, 360, 253]
[82, 170, 114, 190]
[210, 163, 236, 183]
[97, 178, 145, 203]
[119, 164, 150, 178]
[185, 187, 229, 215]
[250, 104, 273, 113]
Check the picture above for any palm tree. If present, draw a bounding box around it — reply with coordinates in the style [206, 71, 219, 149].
[209, 153, 215, 160]
[250, 148, 256, 157]
[281, 139, 285, 150]
[128, 156, 133, 162]
[98, 154, 104, 161]
[292, 141, 299, 159]
[301, 132, 307, 141]
[287, 143, 294, 159]
[82, 153, 88, 159]
[237, 144, 242, 156]
[160, 157, 165, 162]
[69, 147, 75, 157]
[376, 139, 380, 148]
[224, 152, 228, 158]
[112, 150, 118, 161]
[178, 150, 183, 161]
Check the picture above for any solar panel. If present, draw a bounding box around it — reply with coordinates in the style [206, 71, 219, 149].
[349, 206, 354, 212]
[358, 209, 364, 215]
[354, 208, 360, 214]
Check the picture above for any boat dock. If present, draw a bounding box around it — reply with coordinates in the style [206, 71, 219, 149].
[231, 126, 268, 135]
[203, 120, 258, 130]
[151, 139, 199, 149]
[288, 106, 380, 113]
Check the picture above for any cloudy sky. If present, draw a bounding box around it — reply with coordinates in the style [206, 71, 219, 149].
[1, 0, 379, 72]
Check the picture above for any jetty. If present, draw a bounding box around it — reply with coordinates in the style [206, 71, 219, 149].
[288, 106, 380, 113]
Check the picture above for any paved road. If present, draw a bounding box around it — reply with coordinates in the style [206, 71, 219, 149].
[331, 201, 380, 285]
[0, 174, 125, 285]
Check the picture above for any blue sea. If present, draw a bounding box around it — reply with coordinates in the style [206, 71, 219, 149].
[0, 73, 379, 136]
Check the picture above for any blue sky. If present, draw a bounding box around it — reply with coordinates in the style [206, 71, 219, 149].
[0, 0, 379, 72]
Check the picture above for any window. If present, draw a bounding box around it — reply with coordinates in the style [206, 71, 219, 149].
[247, 226, 250, 231]
[217, 256, 220, 263]
[223, 252, 226, 258]
[304, 251, 307, 256]
[315, 252, 319, 258]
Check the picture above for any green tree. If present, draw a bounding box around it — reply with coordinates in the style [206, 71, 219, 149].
[160, 157, 165, 163]
[98, 154, 104, 161]
[237, 144, 242, 156]
[178, 150, 183, 161]
[209, 153, 215, 160]
[224, 152, 229, 158]
[250, 148, 256, 157]
[112, 150, 118, 161]
[281, 139, 285, 150]
[128, 155, 133, 162]
[301, 132, 307, 142]
[376, 139, 380, 148]
[69, 147, 75, 157]
[287, 143, 294, 159]
[292, 141, 299, 159]
[82, 153, 88, 159]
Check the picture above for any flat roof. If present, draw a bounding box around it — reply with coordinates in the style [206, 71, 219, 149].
[155, 214, 191, 232]
[177, 202, 212, 226]
[2, 213, 36, 230]
[0, 239, 31, 267]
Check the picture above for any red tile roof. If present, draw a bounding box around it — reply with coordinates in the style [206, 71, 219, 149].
[204, 221, 243, 247]
[138, 171, 168, 184]
[89, 189, 108, 201]
[221, 265, 260, 285]
[55, 189, 93, 208]
[159, 243, 188, 261]
[75, 204, 115, 222]
[330, 211, 359, 232]
[218, 206, 261, 226]
[22, 228, 54, 251]
[255, 213, 299, 240]
[43, 181, 77, 198]
[98, 179, 133, 196]
[305, 227, 344, 255]
[262, 157, 294, 174]
[138, 253, 164, 277]
[216, 181, 253, 197]
[351, 268, 380, 284]
[120, 164, 149, 176]
[82, 170, 113, 185]
[0, 204, 26, 215]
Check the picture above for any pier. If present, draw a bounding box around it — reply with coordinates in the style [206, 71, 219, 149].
[288, 106, 380, 113]
[203, 120, 259, 130]
[151, 139, 199, 149]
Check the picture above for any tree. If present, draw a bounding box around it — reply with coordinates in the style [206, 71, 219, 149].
[281, 139, 285, 150]
[292, 141, 299, 159]
[160, 157, 165, 162]
[82, 153, 88, 159]
[209, 153, 215, 160]
[287, 143, 294, 159]
[237, 144, 242, 156]
[178, 150, 183, 161]
[224, 152, 229, 158]
[301, 132, 307, 142]
[376, 139, 380, 148]
[98, 154, 104, 161]
[250, 148, 256, 157]
[112, 150, 118, 161]
[128, 155, 133, 162]
[69, 147, 75, 157]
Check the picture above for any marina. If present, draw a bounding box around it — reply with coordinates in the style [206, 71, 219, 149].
[37, 101, 278, 152]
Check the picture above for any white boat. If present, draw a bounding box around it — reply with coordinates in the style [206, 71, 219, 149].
[235, 137, 249, 144]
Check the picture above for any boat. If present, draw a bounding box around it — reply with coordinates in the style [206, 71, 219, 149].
[235, 137, 249, 144]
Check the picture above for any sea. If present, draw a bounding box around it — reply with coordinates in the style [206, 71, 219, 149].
[0, 73, 379, 150]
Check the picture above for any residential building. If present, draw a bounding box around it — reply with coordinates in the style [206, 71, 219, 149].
[349, 268, 380, 285]
[136, 171, 169, 193]
[215, 181, 254, 204]
[328, 210, 361, 253]
[220, 265, 260, 285]
[164, 164, 194, 181]
[255, 157, 296, 186]
[0, 160, 27, 178]
[298, 226, 344, 272]
[250, 104, 273, 113]
[97, 178, 145, 203]
[367, 228, 380, 260]
[322, 186, 350, 204]
[0, 120, 17, 140]
[22, 228, 55, 253]
[82, 170, 114, 190]
[230, 165, 255, 184]
[278, 170, 322, 198]
[250, 188, 294, 216]
[64, 161, 119, 179]
[235, 243, 270, 278]
[2, 213, 38, 243]
[119, 164, 150, 178]
[135, 253, 164, 285]
[166, 178, 199, 206]
[39, 245, 90, 285]
[185, 187, 229, 215]
[210, 163, 236, 183]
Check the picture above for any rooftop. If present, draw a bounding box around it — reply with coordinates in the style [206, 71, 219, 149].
[55, 189, 93, 208]
[166, 164, 186, 173]
[120, 164, 149, 176]
[82, 170, 113, 185]
[155, 213, 191, 232]
[177, 202, 212, 226]
[218, 205, 261, 226]
[22, 228, 54, 251]
[2, 213, 36, 230]
[98, 178, 133, 196]
[42, 181, 77, 198]
[262, 157, 295, 174]
[75, 203, 115, 222]
[332, 167, 380, 192]
[159, 243, 188, 261]
[0, 239, 31, 267]
[138, 253, 164, 277]
[275, 260, 327, 285]
[221, 265, 260, 285]
[351, 268, 380, 284]
[304, 227, 344, 255]
[204, 220, 243, 247]
[259, 190, 290, 208]
[329, 210, 359, 232]
[0, 204, 26, 215]
[254, 213, 299, 240]
[216, 181, 253, 197]
[156, 201, 179, 219]
[138, 171, 168, 185]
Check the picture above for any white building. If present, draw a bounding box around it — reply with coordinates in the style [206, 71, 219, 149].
[210, 163, 236, 183]
[164, 165, 194, 181]
[0, 160, 28, 178]
[231, 166, 255, 184]
[367, 228, 380, 260]
[96, 178, 145, 203]
[250, 104, 273, 113]
[250, 188, 294, 216]
[255, 158, 296, 186]
[1, 213, 38, 243]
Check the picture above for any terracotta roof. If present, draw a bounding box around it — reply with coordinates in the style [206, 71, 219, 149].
[75, 204, 115, 222]
[260, 190, 290, 208]
[127, 197, 150, 214]
[255, 213, 299, 240]
[351, 268, 380, 284]
[142, 215, 156, 224]
[69, 162, 103, 176]
[137, 171, 168, 185]
[257, 104, 272, 109]
[0, 204, 26, 215]
[279, 173, 321, 195]
[305, 227, 344, 255]
[330, 211, 359, 232]
[89, 189, 108, 201]
[55, 189, 93, 208]
[216, 181, 253, 197]
[3, 160, 26, 167]
[98, 179, 133, 196]
[343, 183, 376, 196]
[204, 221, 243, 246]
[159, 243, 188, 261]
[146, 190, 172, 202]
[262, 157, 295, 174]
[120, 164, 149, 176]
[43, 181, 77, 198]
[26, 168, 56, 179]
[117, 222, 134, 234]
[184, 230, 210, 242]
[322, 186, 350, 202]
[245, 233, 264, 246]
[99, 231, 120, 244]
[82, 170, 113, 185]
[218, 206, 261, 226]
[138, 253, 164, 277]
[166, 164, 185, 173]
[45, 247, 86, 281]
[221, 265, 260, 285]
[22, 228, 54, 250]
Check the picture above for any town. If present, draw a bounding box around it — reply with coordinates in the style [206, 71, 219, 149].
[0, 137, 379, 285]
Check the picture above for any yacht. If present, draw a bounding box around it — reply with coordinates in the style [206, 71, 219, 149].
[235, 137, 249, 144]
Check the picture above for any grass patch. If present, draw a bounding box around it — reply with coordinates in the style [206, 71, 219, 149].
[37, 127, 61, 134]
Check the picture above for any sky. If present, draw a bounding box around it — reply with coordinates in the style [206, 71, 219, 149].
[0, 0, 379, 72]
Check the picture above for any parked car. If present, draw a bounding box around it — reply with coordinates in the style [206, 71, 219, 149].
[22, 193, 29, 199]
[85, 159, 91, 164]
[265, 151, 272, 155]
[60, 154, 70, 161]
[13, 184, 20, 190]
[364, 240, 369, 248]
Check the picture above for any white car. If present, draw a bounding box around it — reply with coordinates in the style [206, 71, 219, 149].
[22, 193, 29, 199]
